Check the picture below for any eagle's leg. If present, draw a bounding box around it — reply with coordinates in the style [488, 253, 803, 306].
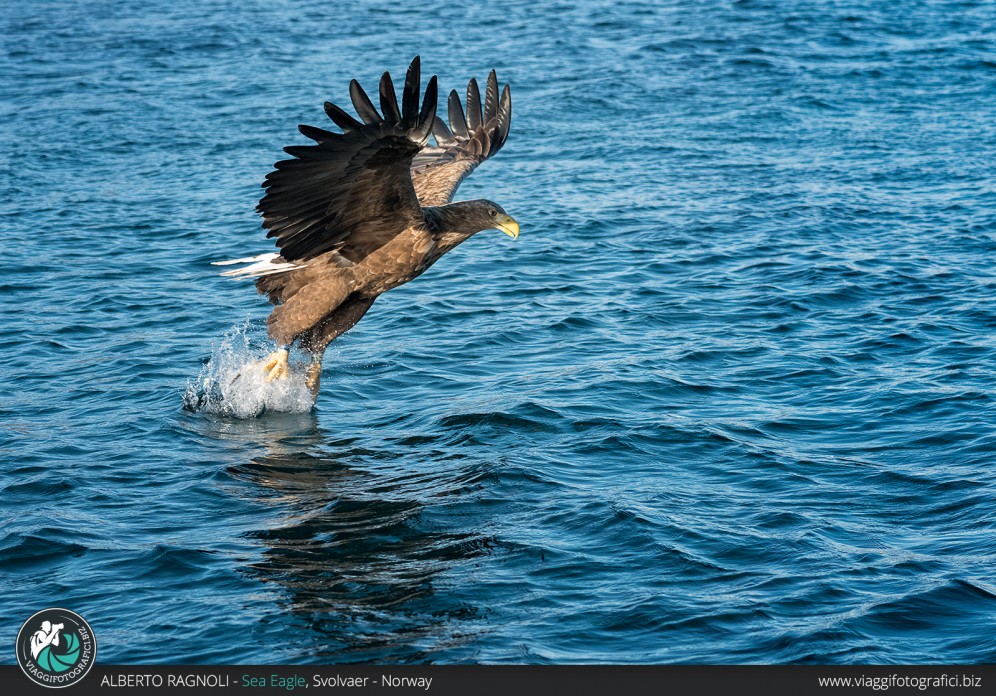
[262, 346, 290, 383]
[299, 295, 378, 397]
[305, 356, 323, 396]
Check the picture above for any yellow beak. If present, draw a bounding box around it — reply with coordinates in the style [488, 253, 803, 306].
[496, 216, 520, 239]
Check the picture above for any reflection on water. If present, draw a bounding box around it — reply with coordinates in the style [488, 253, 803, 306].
[213, 413, 493, 662]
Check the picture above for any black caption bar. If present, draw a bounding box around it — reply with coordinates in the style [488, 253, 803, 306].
[0, 664, 992, 696]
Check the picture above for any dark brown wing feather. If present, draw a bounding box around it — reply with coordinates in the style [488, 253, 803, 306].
[410, 70, 511, 207]
[258, 57, 438, 262]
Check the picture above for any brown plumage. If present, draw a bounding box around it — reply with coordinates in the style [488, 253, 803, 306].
[217, 57, 518, 394]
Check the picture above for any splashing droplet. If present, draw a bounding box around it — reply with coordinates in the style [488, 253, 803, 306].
[184, 322, 316, 418]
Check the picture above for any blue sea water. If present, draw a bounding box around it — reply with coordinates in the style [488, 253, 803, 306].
[2, 0, 996, 664]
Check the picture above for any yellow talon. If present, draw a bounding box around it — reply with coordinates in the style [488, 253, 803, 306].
[261, 349, 289, 382]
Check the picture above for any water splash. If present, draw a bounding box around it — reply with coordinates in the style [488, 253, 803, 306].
[183, 322, 315, 418]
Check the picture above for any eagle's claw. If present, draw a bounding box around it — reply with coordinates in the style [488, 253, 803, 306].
[262, 349, 289, 382]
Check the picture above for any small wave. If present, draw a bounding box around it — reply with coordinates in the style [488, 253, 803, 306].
[183, 322, 315, 418]
[848, 579, 996, 636]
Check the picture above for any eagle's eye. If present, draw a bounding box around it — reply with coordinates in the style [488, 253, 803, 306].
[488, 209, 497, 218]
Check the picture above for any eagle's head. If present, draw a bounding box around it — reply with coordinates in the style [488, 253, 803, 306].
[459, 200, 520, 239]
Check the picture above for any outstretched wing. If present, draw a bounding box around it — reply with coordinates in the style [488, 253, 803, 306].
[410, 70, 511, 207]
[258, 57, 438, 262]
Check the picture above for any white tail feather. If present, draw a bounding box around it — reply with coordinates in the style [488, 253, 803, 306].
[213, 252, 306, 279]
[212, 253, 279, 266]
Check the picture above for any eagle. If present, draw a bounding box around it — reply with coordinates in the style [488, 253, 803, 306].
[214, 57, 518, 396]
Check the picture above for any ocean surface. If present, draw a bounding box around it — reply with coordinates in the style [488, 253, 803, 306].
[2, 0, 996, 664]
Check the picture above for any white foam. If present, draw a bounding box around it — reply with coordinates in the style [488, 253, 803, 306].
[184, 322, 316, 418]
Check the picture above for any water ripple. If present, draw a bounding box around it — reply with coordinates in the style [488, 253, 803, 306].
[1, 0, 995, 665]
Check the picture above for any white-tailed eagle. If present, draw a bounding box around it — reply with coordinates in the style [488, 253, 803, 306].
[214, 57, 517, 395]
